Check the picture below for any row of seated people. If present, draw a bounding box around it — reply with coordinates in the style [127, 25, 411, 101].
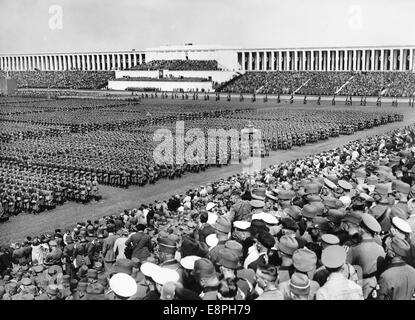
[129, 60, 219, 71]
[8, 71, 115, 90]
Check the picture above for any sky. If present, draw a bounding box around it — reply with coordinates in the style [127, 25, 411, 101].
[0, 0, 414, 54]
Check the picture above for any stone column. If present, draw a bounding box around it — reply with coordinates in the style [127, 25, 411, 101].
[309, 51, 313, 71]
[112, 54, 116, 70]
[352, 50, 356, 71]
[293, 51, 297, 71]
[399, 49, 404, 71]
[90, 55, 95, 71]
[86, 55, 90, 71]
[117, 54, 121, 70]
[133, 53, 138, 69]
[80, 55, 84, 70]
[409, 49, 414, 72]
[270, 52, 275, 71]
[122, 54, 126, 70]
[277, 52, 282, 71]
[96, 55, 100, 71]
[361, 50, 366, 71]
[317, 51, 321, 71]
[248, 52, 252, 71]
[393, 50, 397, 70]
[40, 56, 45, 70]
[380, 50, 384, 71]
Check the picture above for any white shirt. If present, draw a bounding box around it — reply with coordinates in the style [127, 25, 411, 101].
[316, 272, 363, 300]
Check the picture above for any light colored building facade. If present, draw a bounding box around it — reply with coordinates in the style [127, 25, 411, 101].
[0, 45, 414, 72]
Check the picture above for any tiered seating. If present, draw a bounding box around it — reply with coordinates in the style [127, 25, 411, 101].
[130, 59, 219, 71]
[222, 71, 312, 94]
[297, 72, 353, 95]
[9, 71, 115, 90]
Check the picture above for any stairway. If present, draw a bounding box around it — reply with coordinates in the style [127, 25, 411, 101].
[216, 71, 245, 92]
[294, 77, 312, 94]
[336, 75, 355, 95]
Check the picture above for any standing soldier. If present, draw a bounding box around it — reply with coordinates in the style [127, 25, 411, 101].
[303, 95, 307, 104]
[317, 94, 321, 106]
[332, 95, 336, 106]
[277, 92, 281, 104]
[346, 214, 385, 299]
[377, 95, 382, 107]
[290, 93, 294, 104]
[376, 237, 415, 300]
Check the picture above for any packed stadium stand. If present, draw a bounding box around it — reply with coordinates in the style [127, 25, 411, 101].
[7, 71, 115, 90]
[129, 59, 219, 71]
[220, 71, 415, 97]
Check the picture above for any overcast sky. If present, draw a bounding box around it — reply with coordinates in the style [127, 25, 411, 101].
[0, 0, 414, 54]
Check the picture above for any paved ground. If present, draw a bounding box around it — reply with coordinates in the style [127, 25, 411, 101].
[1, 101, 413, 245]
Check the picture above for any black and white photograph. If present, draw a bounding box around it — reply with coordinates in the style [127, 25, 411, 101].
[0, 0, 415, 308]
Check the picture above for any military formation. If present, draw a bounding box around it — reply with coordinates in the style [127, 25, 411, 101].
[0, 97, 403, 221]
[1, 120, 415, 300]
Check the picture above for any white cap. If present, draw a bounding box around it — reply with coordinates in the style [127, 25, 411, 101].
[233, 220, 251, 230]
[140, 262, 161, 278]
[251, 213, 262, 221]
[152, 268, 180, 285]
[339, 196, 351, 207]
[392, 217, 412, 234]
[180, 255, 201, 270]
[205, 233, 219, 248]
[207, 212, 218, 225]
[260, 213, 279, 225]
[109, 273, 138, 298]
[252, 212, 278, 225]
[206, 202, 217, 211]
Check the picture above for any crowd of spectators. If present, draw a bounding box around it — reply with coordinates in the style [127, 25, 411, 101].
[9, 71, 115, 90]
[222, 72, 312, 94]
[297, 72, 354, 96]
[221, 71, 415, 97]
[1, 122, 415, 300]
[130, 60, 219, 71]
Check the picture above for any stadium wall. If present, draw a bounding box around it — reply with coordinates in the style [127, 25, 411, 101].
[115, 70, 238, 83]
[107, 79, 213, 92]
[0, 45, 414, 72]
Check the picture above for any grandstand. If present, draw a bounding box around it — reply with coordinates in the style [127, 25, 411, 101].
[1, 44, 415, 96]
[220, 71, 415, 97]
